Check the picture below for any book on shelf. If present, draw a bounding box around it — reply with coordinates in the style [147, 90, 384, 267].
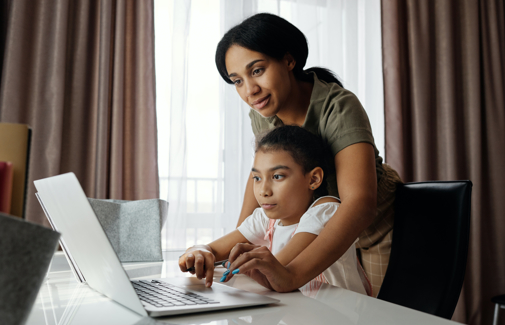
[0, 161, 14, 214]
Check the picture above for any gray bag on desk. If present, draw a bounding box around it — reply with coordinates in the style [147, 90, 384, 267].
[88, 198, 168, 262]
[0, 213, 60, 325]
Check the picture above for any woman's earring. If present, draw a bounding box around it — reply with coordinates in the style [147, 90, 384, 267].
[311, 187, 314, 189]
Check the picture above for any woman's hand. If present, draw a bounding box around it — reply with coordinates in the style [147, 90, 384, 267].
[221, 243, 297, 292]
[178, 245, 216, 287]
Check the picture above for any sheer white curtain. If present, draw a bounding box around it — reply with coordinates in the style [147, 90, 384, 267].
[155, 0, 383, 251]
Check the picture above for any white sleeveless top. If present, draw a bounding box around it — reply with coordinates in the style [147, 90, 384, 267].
[238, 196, 370, 296]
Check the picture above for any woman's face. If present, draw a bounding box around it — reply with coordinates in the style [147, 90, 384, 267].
[225, 45, 295, 118]
[251, 149, 313, 226]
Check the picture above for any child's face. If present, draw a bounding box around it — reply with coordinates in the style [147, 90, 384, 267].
[251, 149, 314, 226]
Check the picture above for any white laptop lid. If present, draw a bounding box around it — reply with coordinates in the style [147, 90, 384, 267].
[35, 173, 279, 318]
[34, 173, 148, 316]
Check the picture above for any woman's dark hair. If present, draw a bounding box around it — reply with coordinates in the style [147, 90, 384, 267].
[255, 125, 329, 199]
[216, 13, 343, 87]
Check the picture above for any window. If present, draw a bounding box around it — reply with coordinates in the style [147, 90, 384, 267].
[154, 0, 383, 251]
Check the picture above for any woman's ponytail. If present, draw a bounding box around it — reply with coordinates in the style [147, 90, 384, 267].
[302, 67, 343, 88]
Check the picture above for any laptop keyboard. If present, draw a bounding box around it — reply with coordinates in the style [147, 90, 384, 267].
[131, 280, 220, 308]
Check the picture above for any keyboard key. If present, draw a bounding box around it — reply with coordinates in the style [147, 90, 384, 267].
[132, 280, 222, 308]
[172, 302, 186, 306]
[187, 298, 200, 302]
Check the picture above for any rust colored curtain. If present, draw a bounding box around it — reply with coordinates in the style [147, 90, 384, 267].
[0, 0, 159, 227]
[382, 0, 505, 324]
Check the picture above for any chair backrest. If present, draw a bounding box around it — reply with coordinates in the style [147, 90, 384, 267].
[0, 123, 32, 218]
[377, 180, 472, 319]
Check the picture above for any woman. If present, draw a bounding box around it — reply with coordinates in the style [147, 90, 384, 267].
[214, 13, 402, 296]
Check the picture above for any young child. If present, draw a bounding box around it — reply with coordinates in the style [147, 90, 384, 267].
[179, 125, 370, 295]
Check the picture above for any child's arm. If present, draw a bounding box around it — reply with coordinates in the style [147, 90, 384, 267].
[275, 198, 340, 266]
[274, 232, 318, 266]
[178, 230, 250, 287]
[209, 230, 251, 261]
[221, 235, 319, 291]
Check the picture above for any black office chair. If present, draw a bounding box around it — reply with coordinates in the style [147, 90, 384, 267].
[492, 295, 505, 325]
[377, 180, 472, 319]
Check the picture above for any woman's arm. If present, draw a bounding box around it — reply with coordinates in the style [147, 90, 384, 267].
[236, 172, 260, 227]
[225, 142, 377, 292]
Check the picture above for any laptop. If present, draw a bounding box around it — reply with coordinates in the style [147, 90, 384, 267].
[34, 172, 279, 317]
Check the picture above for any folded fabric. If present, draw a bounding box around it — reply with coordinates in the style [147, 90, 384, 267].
[88, 198, 168, 262]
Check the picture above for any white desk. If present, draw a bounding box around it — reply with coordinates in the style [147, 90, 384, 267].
[26, 251, 461, 325]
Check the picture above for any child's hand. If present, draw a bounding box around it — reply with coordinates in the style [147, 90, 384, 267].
[221, 243, 296, 292]
[178, 245, 216, 287]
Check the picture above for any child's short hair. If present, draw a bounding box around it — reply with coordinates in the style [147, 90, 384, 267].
[255, 125, 329, 198]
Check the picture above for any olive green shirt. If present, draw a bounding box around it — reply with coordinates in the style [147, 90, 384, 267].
[249, 72, 384, 198]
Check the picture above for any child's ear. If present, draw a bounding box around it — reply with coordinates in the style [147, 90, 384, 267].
[308, 167, 324, 190]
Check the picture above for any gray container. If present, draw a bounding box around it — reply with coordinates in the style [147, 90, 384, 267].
[0, 213, 60, 325]
[88, 198, 168, 262]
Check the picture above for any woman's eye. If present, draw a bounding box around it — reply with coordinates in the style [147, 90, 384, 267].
[252, 176, 260, 181]
[252, 68, 263, 76]
[233, 79, 242, 86]
[273, 174, 284, 180]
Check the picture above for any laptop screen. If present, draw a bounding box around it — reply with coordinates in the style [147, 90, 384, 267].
[34, 173, 147, 316]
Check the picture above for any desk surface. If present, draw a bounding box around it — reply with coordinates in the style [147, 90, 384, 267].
[27, 251, 461, 325]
